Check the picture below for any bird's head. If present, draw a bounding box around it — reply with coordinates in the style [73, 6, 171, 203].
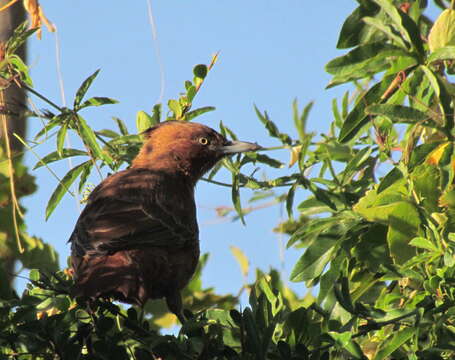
[132, 121, 261, 181]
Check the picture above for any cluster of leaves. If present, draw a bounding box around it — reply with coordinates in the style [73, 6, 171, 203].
[4, 0, 455, 359]
[1, 263, 316, 360]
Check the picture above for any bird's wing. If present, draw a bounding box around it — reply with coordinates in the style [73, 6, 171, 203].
[70, 169, 198, 257]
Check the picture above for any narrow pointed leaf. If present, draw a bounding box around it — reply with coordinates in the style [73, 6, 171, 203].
[79, 96, 118, 109]
[366, 104, 429, 123]
[374, 328, 415, 360]
[33, 149, 87, 170]
[45, 161, 90, 220]
[56, 122, 68, 157]
[286, 182, 298, 219]
[74, 69, 100, 108]
[113, 117, 129, 135]
[184, 106, 215, 121]
[77, 115, 114, 166]
[230, 246, 249, 277]
[232, 174, 245, 225]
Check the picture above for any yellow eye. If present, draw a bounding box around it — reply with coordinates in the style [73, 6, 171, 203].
[199, 137, 209, 145]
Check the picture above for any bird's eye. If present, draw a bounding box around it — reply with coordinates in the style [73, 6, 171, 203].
[199, 137, 209, 145]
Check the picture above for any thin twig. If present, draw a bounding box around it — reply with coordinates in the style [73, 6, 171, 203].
[20, 81, 63, 112]
[0, 90, 23, 252]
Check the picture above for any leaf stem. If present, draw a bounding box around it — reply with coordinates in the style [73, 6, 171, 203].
[20, 81, 64, 112]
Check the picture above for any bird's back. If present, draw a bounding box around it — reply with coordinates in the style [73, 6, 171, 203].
[69, 167, 199, 306]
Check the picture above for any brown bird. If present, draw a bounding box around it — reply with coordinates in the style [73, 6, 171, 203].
[69, 120, 260, 322]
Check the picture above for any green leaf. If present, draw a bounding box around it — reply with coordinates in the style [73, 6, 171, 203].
[184, 106, 215, 121]
[353, 224, 392, 272]
[411, 164, 441, 213]
[336, 1, 380, 49]
[193, 64, 208, 79]
[254, 105, 292, 145]
[290, 237, 338, 282]
[136, 110, 156, 134]
[366, 104, 429, 123]
[56, 122, 68, 157]
[243, 308, 262, 356]
[328, 331, 364, 359]
[108, 134, 142, 146]
[74, 69, 100, 108]
[33, 149, 87, 170]
[34, 114, 69, 140]
[45, 161, 90, 220]
[242, 152, 283, 168]
[230, 246, 249, 278]
[339, 74, 394, 143]
[78, 161, 93, 193]
[19, 234, 59, 273]
[298, 197, 334, 216]
[409, 237, 439, 252]
[387, 201, 420, 265]
[374, 0, 423, 55]
[293, 99, 313, 141]
[326, 42, 410, 77]
[378, 167, 403, 193]
[353, 182, 407, 223]
[362, 16, 407, 49]
[79, 96, 118, 109]
[151, 104, 162, 125]
[5, 22, 37, 54]
[232, 173, 245, 225]
[113, 117, 129, 135]
[427, 45, 455, 63]
[286, 182, 298, 219]
[168, 99, 182, 120]
[428, 9, 455, 52]
[374, 327, 415, 360]
[77, 115, 114, 166]
[8, 55, 33, 86]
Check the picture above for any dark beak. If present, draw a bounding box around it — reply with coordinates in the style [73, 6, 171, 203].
[220, 140, 262, 154]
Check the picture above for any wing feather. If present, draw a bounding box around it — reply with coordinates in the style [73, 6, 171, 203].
[69, 168, 198, 257]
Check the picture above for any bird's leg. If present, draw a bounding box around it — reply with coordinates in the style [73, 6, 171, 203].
[165, 291, 186, 324]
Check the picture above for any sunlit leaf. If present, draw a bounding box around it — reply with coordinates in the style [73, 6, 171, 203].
[428, 9, 455, 52]
[79, 96, 118, 109]
[184, 106, 215, 121]
[33, 148, 87, 170]
[230, 246, 249, 278]
[77, 115, 114, 166]
[74, 69, 100, 108]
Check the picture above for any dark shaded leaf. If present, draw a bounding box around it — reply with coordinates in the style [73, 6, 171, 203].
[193, 64, 208, 79]
[46, 161, 90, 219]
[336, 0, 380, 49]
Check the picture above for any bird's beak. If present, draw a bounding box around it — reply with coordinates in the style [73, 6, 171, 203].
[220, 140, 262, 154]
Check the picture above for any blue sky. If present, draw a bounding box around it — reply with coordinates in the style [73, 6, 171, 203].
[18, 1, 390, 303]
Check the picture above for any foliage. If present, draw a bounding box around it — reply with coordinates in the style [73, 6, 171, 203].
[2, 0, 455, 359]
